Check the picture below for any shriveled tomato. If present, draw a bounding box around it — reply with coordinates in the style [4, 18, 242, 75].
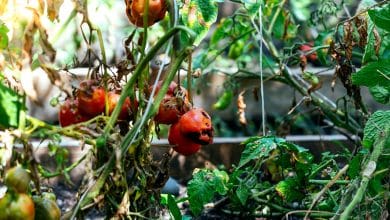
[107, 92, 137, 120]
[77, 80, 106, 117]
[59, 98, 90, 127]
[151, 81, 191, 125]
[178, 108, 214, 145]
[33, 194, 61, 220]
[299, 44, 317, 62]
[125, 0, 167, 27]
[168, 122, 201, 156]
[5, 166, 31, 193]
[0, 193, 35, 220]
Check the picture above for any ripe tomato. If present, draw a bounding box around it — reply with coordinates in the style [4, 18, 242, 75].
[168, 122, 201, 156]
[151, 81, 191, 125]
[0, 193, 35, 220]
[33, 195, 61, 220]
[107, 92, 137, 120]
[178, 108, 214, 145]
[5, 166, 31, 193]
[299, 44, 317, 62]
[125, 0, 167, 27]
[77, 80, 106, 117]
[59, 98, 90, 127]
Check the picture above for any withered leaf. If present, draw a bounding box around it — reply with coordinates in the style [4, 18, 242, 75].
[47, 0, 64, 21]
[38, 55, 72, 96]
[237, 91, 247, 126]
[343, 21, 353, 60]
[354, 15, 367, 48]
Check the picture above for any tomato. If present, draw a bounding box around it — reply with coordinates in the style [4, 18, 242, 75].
[107, 92, 138, 120]
[126, 0, 167, 27]
[178, 108, 214, 145]
[151, 81, 191, 125]
[59, 98, 90, 127]
[77, 80, 106, 117]
[0, 193, 35, 220]
[168, 122, 201, 156]
[5, 166, 31, 193]
[299, 44, 317, 62]
[33, 195, 61, 220]
[213, 90, 233, 110]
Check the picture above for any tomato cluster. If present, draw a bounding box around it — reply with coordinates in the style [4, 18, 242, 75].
[125, 0, 167, 27]
[151, 81, 214, 156]
[0, 166, 61, 220]
[58, 80, 137, 127]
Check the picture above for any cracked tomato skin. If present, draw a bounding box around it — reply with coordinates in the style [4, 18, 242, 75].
[126, 0, 167, 27]
[178, 108, 214, 145]
[168, 122, 201, 156]
[59, 98, 90, 127]
[0, 193, 35, 220]
[107, 92, 138, 120]
[77, 80, 106, 117]
[151, 81, 191, 125]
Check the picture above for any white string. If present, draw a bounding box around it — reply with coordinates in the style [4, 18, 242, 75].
[259, 2, 266, 136]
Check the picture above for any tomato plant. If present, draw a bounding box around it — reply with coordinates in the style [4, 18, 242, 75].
[4, 166, 31, 193]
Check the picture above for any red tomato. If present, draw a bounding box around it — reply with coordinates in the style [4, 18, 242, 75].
[59, 98, 89, 127]
[178, 108, 214, 145]
[0, 193, 35, 220]
[125, 0, 167, 27]
[151, 81, 191, 125]
[168, 122, 201, 156]
[300, 44, 317, 62]
[77, 80, 106, 117]
[107, 92, 138, 120]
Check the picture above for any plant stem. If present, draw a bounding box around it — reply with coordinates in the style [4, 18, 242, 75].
[339, 128, 389, 220]
[309, 179, 350, 185]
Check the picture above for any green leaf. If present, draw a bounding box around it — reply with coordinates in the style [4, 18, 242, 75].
[362, 110, 390, 149]
[351, 59, 390, 88]
[180, 0, 219, 46]
[369, 85, 390, 104]
[167, 194, 182, 220]
[0, 80, 23, 128]
[187, 168, 229, 216]
[362, 19, 379, 64]
[348, 152, 365, 179]
[239, 136, 285, 168]
[243, 0, 261, 16]
[0, 21, 9, 50]
[368, 4, 390, 32]
[275, 177, 305, 202]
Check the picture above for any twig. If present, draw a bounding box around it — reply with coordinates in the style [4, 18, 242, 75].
[304, 164, 349, 220]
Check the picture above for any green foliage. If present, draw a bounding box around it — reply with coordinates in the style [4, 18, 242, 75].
[213, 90, 233, 110]
[0, 80, 24, 128]
[187, 168, 230, 216]
[368, 4, 390, 32]
[275, 177, 304, 202]
[161, 194, 182, 220]
[352, 59, 390, 104]
[362, 110, 390, 148]
[0, 21, 9, 50]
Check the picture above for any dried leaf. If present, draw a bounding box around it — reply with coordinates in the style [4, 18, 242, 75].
[343, 21, 353, 60]
[47, 0, 64, 21]
[237, 91, 247, 126]
[38, 55, 72, 96]
[354, 15, 367, 48]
